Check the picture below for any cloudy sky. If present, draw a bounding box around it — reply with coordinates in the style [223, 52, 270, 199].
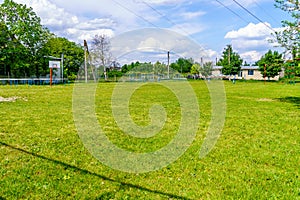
[1, 0, 291, 64]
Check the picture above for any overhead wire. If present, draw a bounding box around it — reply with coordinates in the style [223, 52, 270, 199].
[139, 0, 192, 36]
[253, 0, 280, 26]
[232, 0, 276, 33]
[110, 0, 159, 28]
[214, 0, 250, 24]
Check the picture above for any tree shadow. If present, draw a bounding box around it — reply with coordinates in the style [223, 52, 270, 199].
[0, 141, 190, 200]
[276, 96, 300, 109]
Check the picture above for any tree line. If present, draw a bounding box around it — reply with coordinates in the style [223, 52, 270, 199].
[0, 0, 299, 80]
[0, 0, 84, 79]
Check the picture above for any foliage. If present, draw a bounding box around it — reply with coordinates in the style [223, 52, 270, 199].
[39, 37, 84, 76]
[121, 61, 140, 74]
[0, 22, 29, 77]
[67, 74, 77, 82]
[217, 45, 243, 75]
[107, 69, 123, 78]
[200, 62, 213, 77]
[153, 61, 168, 75]
[170, 57, 194, 73]
[90, 34, 112, 68]
[257, 50, 283, 78]
[121, 61, 168, 75]
[190, 63, 200, 75]
[274, 0, 300, 58]
[0, 0, 52, 77]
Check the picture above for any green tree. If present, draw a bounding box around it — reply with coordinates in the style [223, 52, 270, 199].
[200, 62, 213, 78]
[274, 0, 300, 59]
[0, 22, 12, 76]
[0, 22, 29, 77]
[257, 50, 283, 79]
[154, 61, 167, 74]
[39, 37, 84, 77]
[171, 57, 193, 73]
[217, 45, 243, 75]
[0, 0, 52, 77]
[122, 61, 141, 74]
[190, 63, 200, 75]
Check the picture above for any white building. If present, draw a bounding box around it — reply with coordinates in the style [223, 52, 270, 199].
[211, 66, 284, 81]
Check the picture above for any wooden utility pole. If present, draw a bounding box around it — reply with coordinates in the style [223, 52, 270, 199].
[228, 47, 231, 68]
[61, 54, 64, 83]
[264, 64, 266, 85]
[167, 51, 170, 79]
[84, 40, 88, 83]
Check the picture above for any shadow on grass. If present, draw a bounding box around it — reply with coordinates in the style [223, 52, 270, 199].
[276, 96, 300, 109]
[0, 141, 190, 200]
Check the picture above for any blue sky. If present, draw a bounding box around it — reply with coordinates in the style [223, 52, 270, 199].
[1, 0, 292, 64]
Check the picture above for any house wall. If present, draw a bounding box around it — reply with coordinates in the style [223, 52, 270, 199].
[212, 69, 222, 77]
[211, 66, 283, 81]
[241, 69, 280, 81]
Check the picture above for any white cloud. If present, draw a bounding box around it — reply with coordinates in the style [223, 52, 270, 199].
[240, 51, 262, 63]
[6, 0, 118, 43]
[110, 28, 217, 65]
[142, 0, 189, 5]
[180, 11, 206, 19]
[225, 22, 273, 39]
[224, 22, 281, 63]
[170, 23, 206, 36]
[0, 0, 280, 65]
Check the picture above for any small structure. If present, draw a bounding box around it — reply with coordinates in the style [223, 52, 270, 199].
[211, 66, 284, 81]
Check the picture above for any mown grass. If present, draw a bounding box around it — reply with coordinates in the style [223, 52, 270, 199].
[0, 81, 299, 199]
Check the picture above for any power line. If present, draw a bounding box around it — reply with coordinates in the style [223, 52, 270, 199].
[111, 0, 159, 28]
[139, 1, 195, 37]
[215, 0, 250, 24]
[253, 0, 280, 26]
[232, 0, 276, 33]
[141, 1, 177, 27]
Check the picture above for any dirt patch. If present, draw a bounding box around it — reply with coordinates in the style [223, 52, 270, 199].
[0, 96, 27, 102]
[257, 98, 275, 102]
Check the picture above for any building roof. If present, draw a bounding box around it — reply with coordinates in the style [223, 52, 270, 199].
[213, 66, 259, 70]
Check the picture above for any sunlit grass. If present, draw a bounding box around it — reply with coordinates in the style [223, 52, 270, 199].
[0, 81, 299, 199]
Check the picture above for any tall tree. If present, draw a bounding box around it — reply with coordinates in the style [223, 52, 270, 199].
[0, 0, 52, 77]
[38, 37, 84, 77]
[190, 63, 200, 75]
[153, 61, 167, 75]
[90, 34, 113, 80]
[171, 57, 193, 73]
[200, 62, 213, 78]
[91, 34, 112, 67]
[217, 45, 243, 75]
[257, 50, 283, 79]
[0, 22, 12, 76]
[274, 0, 300, 59]
[0, 22, 29, 77]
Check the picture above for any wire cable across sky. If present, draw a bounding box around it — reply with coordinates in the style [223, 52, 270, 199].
[232, 0, 277, 33]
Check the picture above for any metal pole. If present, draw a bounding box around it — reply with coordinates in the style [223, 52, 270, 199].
[50, 68, 52, 87]
[167, 51, 170, 79]
[264, 64, 266, 85]
[84, 40, 88, 83]
[85, 47, 87, 83]
[61, 54, 64, 83]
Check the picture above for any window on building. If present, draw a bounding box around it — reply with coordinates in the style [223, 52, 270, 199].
[248, 70, 254, 76]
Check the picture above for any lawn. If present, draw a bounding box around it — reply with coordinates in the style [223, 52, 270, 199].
[0, 81, 299, 199]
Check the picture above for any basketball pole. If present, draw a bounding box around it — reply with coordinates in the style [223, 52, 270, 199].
[50, 68, 53, 87]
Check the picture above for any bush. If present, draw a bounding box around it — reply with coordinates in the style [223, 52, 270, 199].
[67, 74, 77, 83]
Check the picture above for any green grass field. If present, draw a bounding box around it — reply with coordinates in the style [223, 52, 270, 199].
[0, 81, 299, 199]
